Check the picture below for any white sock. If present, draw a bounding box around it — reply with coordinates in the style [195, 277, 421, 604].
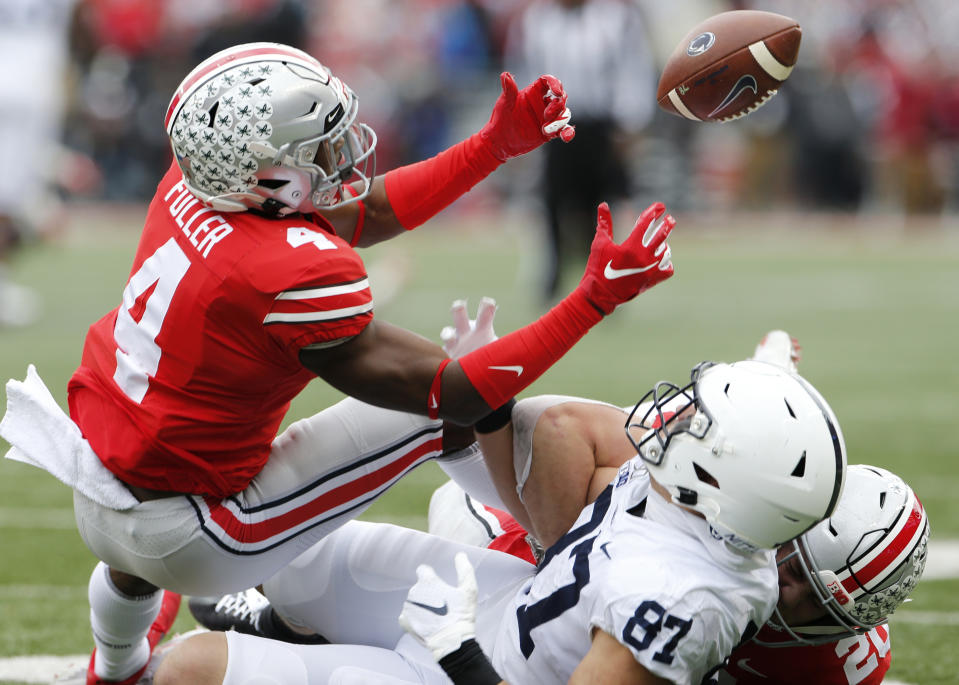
[88, 562, 161, 680]
[436, 443, 508, 511]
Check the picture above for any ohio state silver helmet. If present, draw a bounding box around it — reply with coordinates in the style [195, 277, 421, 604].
[165, 42, 376, 215]
[764, 464, 929, 646]
[627, 360, 846, 553]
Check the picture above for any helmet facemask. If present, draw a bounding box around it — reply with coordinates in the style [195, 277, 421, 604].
[249, 90, 376, 214]
[626, 361, 715, 468]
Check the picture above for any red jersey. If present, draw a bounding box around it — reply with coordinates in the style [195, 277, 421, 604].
[717, 624, 891, 685]
[68, 164, 373, 496]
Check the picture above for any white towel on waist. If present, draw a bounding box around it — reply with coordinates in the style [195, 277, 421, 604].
[1, 364, 139, 510]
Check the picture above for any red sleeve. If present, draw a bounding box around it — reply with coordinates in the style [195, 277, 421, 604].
[383, 133, 501, 230]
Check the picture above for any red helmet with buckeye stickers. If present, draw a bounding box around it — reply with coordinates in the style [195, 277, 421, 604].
[165, 42, 376, 216]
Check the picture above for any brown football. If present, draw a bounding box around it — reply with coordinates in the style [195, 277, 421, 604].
[657, 10, 801, 123]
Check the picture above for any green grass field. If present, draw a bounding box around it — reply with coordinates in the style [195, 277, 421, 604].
[1, 204, 957, 683]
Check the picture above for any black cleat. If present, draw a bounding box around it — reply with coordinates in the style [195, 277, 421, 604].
[188, 589, 328, 644]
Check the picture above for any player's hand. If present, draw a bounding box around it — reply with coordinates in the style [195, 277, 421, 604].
[479, 72, 575, 162]
[441, 297, 498, 358]
[399, 552, 478, 661]
[577, 202, 675, 315]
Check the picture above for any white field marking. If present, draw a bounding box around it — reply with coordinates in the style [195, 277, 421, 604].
[889, 611, 959, 626]
[0, 654, 86, 683]
[924, 539, 959, 580]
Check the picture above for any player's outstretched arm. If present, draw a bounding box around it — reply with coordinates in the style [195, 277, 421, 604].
[323, 72, 575, 246]
[303, 203, 675, 426]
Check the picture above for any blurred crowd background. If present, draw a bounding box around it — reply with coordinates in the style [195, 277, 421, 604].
[1, 0, 958, 318]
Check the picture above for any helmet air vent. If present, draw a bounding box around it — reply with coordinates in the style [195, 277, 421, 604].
[879, 491, 886, 508]
[790, 451, 806, 477]
[257, 179, 289, 189]
[828, 521, 839, 537]
[693, 463, 718, 488]
[784, 398, 796, 418]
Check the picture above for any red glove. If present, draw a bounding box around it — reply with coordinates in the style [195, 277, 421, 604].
[479, 72, 576, 162]
[577, 202, 676, 315]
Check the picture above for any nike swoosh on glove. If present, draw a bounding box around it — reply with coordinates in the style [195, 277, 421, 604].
[399, 552, 479, 661]
[479, 72, 576, 162]
[577, 202, 676, 315]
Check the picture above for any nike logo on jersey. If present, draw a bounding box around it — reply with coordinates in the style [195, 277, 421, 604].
[408, 600, 449, 616]
[489, 365, 523, 376]
[603, 260, 656, 280]
[736, 658, 765, 677]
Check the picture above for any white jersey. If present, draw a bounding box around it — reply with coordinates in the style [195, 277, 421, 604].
[491, 459, 779, 685]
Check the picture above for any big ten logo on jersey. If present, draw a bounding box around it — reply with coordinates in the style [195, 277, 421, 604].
[164, 179, 234, 258]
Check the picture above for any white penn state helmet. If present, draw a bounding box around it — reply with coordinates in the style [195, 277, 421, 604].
[763, 464, 929, 646]
[627, 360, 847, 552]
[165, 42, 376, 215]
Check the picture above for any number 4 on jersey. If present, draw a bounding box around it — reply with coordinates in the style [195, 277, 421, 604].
[113, 238, 191, 403]
[286, 226, 337, 251]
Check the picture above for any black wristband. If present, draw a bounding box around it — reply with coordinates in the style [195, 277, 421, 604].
[438, 638, 501, 685]
[474, 398, 516, 434]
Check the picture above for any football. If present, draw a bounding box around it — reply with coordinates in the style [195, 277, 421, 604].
[656, 10, 801, 123]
